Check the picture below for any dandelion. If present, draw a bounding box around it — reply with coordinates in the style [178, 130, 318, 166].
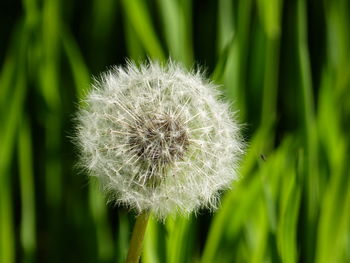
[75, 61, 244, 262]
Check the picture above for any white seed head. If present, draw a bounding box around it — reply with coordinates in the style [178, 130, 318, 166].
[76, 61, 244, 220]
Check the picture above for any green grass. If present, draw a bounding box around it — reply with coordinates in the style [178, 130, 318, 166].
[1, 0, 350, 262]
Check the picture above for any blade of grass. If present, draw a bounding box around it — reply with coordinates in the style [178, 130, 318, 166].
[316, 142, 349, 263]
[0, 55, 16, 110]
[277, 165, 301, 263]
[166, 216, 197, 263]
[217, 0, 234, 54]
[260, 36, 280, 129]
[88, 179, 114, 262]
[40, 0, 63, 212]
[0, 22, 25, 110]
[257, 0, 283, 133]
[61, 27, 90, 100]
[156, 0, 192, 66]
[116, 212, 130, 263]
[296, 1, 319, 261]
[124, 19, 146, 61]
[121, 0, 165, 60]
[324, 0, 350, 94]
[297, 0, 319, 214]
[142, 217, 166, 263]
[23, 0, 40, 28]
[178, 0, 194, 66]
[201, 166, 260, 262]
[248, 202, 269, 263]
[315, 64, 349, 263]
[18, 118, 37, 262]
[232, 140, 292, 262]
[0, 25, 27, 263]
[222, 0, 253, 121]
[211, 35, 234, 83]
[40, 0, 61, 111]
[38, 1, 65, 260]
[257, 0, 282, 39]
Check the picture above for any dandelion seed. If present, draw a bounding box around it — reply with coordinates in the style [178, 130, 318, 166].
[75, 60, 244, 220]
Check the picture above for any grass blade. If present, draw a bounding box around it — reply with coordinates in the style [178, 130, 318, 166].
[18, 118, 37, 262]
[121, 0, 165, 60]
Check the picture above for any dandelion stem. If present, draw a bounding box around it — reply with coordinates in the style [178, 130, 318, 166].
[125, 211, 150, 263]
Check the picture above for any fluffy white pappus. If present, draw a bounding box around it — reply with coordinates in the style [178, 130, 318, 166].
[76, 61, 244, 220]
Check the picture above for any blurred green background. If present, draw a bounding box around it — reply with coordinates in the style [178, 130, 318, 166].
[1, 0, 350, 262]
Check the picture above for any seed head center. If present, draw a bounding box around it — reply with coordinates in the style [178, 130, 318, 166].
[128, 113, 189, 166]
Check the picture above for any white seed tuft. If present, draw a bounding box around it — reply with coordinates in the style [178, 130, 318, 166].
[75, 61, 244, 220]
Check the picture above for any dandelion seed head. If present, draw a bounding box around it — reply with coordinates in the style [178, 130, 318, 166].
[76, 61, 244, 220]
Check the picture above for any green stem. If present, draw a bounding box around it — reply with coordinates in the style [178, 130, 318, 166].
[125, 212, 150, 263]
